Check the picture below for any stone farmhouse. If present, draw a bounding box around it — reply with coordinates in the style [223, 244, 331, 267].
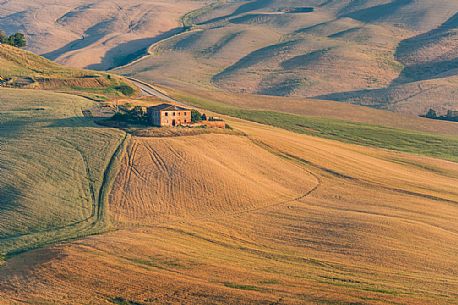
[147, 103, 191, 127]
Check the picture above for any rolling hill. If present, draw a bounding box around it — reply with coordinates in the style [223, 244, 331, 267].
[0, 44, 137, 100]
[0, 88, 125, 257]
[4, 0, 457, 115]
[1, 3, 458, 305]
[114, 0, 458, 115]
[0, 44, 140, 257]
[1, 115, 457, 304]
[0, 0, 207, 70]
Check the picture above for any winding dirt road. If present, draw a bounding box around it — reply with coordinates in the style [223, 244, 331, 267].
[127, 77, 181, 104]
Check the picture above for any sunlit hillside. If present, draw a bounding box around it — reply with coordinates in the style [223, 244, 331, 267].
[1, 2, 458, 305]
[1, 115, 457, 304]
[0, 0, 207, 69]
[116, 0, 458, 115]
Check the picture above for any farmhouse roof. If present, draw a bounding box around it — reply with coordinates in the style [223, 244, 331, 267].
[148, 103, 189, 112]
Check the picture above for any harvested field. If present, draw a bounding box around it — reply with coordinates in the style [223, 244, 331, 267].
[1, 1, 458, 303]
[132, 126, 241, 137]
[110, 134, 317, 225]
[1, 116, 457, 304]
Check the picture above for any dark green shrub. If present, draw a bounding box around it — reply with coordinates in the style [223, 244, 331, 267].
[191, 109, 202, 122]
[115, 84, 135, 96]
[8, 33, 26, 48]
[0, 31, 7, 44]
[425, 108, 437, 119]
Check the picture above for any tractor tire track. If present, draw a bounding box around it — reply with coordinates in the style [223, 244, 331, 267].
[151, 136, 324, 225]
[207, 137, 323, 220]
[127, 141, 147, 183]
[249, 137, 458, 206]
[0, 133, 129, 257]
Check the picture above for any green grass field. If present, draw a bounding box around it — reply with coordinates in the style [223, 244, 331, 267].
[175, 94, 458, 163]
[0, 88, 125, 260]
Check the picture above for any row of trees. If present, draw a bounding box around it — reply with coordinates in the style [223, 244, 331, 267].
[423, 108, 458, 122]
[0, 31, 27, 48]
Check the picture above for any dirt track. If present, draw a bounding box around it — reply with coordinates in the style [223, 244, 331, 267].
[1, 116, 457, 304]
[110, 134, 318, 225]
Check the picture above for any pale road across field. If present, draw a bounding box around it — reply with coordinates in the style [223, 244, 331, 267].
[127, 77, 180, 104]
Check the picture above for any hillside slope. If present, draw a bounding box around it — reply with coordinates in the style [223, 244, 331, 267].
[0, 46, 141, 257]
[0, 41, 457, 304]
[117, 0, 458, 115]
[0, 88, 125, 257]
[0, 44, 137, 99]
[0, 5, 458, 303]
[1, 118, 457, 304]
[0, 0, 208, 69]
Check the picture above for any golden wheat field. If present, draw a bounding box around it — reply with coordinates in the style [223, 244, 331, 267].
[1, 115, 457, 305]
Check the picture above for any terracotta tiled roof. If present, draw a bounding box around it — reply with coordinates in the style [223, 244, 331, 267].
[148, 103, 189, 112]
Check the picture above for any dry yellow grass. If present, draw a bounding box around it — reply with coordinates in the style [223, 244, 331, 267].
[0, 44, 138, 100]
[110, 134, 317, 226]
[0, 0, 208, 69]
[0, 88, 126, 256]
[1, 116, 457, 304]
[114, 0, 458, 115]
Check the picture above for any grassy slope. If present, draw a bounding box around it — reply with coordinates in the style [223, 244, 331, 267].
[173, 93, 458, 163]
[1, 119, 457, 304]
[0, 46, 140, 261]
[0, 44, 138, 100]
[0, 88, 125, 259]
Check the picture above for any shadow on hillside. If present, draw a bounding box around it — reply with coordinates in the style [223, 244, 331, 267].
[43, 19, 115, 61]
[343, 0, 413, 22]
[45, 116, 111, 128]
[0, 118, 29, 139]
[313, 12, 458, 108]
[281, 49, 330, 70]
[313, 88, 389, 109]
[212, 40, 296, 81]
[393, 12, 458, 84]
[394, 59, 458, 84]
[87, 27, 185, 71]
[0, 185, 21, 216]
[1, 116, 102, 135]
[197, 0, 274, 25]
